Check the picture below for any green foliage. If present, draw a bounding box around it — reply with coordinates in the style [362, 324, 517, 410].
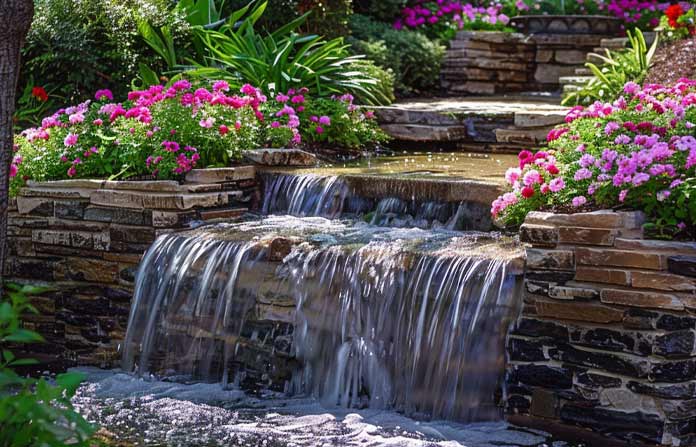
[191, 2, 392, 104]
[348, 14, 444, 95]
[353, 0, 406, 22]
[224, 0, 353, 38]
[0, 284, 95, 447]
[22, 0, 192, 103]
[562, 29, 658, 106]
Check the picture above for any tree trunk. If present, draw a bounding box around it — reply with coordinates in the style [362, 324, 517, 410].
[0, 0, 34, 296]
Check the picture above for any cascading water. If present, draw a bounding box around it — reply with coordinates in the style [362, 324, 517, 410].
[261, 172, 491, 230]
[121, 171, 523, 424]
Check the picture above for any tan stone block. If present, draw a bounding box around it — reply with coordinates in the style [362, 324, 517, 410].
[576, 248, 666, 270]
[55, 258, 119, 283]
[32, 229, 72, 247]
[524, 210, 625, 229]
[185, 166, 256, 183]
[558, 227, 617, 246]
[513, 111, 566, 128]
[101, 180, 181, 192]
[548, 285, 599, 300]
[535, 49, 554, 63]
[27, 179, 105, 189]
[554, 50, 588, 65]
[526, 248, 574, 270]
[19, 187, 94, 199]
[631, 271, 696, 292]
[103, 252, 142, 264]
[90, 189, 240, 210]
[199, 207, 248, 221]
[614, 238, 696, 255]
[16, 197, 54, 216]
[600, 288, 684, 311]
[575, 267, 630, 286]
[535, 299, 624, 323]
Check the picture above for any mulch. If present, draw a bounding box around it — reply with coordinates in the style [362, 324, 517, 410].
[645, 37, 696, 85]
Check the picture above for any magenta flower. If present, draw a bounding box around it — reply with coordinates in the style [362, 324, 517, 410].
[316, 126, 324, 134]
[94, 89, 113, 101]
[64, 133, 78, 147]
[319, 116, 331, 126]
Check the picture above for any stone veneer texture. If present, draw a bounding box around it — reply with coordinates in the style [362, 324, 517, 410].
[506, 210, 696, 446]
[441, 31, 605, 95]
[3, 166, 260, 368]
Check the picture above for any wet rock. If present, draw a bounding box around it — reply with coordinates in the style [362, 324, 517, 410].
[512, 317, 569, 340]
[511, 364, 573, 389]
[548, 344, 650, 378]
[654, 330, 695, 358]
[650, 359, 696, 382]
[576, 371, 622, 389]
[656, 314, 696, 331]
[509, 338, 547, 361]
[627, 380, 696, 399]
[559, 404, 663, 444]
[668, 256, 696, 278]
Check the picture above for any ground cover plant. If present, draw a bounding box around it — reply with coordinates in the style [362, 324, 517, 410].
[10, 80, 386, 194]
[0, 284, 95, 447]
[492, 79, 696, 239]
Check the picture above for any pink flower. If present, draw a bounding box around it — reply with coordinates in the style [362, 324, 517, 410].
[623, 81, 640, 95]
[212, 80, 230, 92]
[315, 126, 324, 134]
[549, 177, 565, 192]
[64, 133, 78, 147]
[505, 167, 522, 185]
[172, 80, 192, 91]
[319, 115, 331, 126]
[572, 196, 587, 207]
[199, 117, 215, 128]
[219, 125, 229, 135]
[95, 89, 113, 101]
[522, 169, 542, 186]
[618, 189, 628, 202]
[9, 163, 17, 178]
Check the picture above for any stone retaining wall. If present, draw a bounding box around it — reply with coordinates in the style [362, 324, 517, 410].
[442, 31, 606, 95]
[506, 210, 696, 446]
[4, 167, 259, 367]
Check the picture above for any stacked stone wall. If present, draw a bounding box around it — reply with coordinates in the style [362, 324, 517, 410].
[4, 167, 259, 367]
[441, 32, 605, 95]
[507, 210, 696, 446]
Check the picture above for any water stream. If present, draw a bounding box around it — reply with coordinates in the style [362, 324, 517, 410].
[100, 170, 545, 445]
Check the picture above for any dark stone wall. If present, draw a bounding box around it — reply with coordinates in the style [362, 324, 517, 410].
[507, 210, 696, 447]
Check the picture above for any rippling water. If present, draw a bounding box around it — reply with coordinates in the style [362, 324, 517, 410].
[73, 368, 580, 447]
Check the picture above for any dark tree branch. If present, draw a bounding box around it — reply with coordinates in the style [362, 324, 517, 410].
[0, 0, 34, 296]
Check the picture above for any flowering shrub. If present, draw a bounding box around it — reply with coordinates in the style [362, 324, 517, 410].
[11, 81, 386, 195]
[493, 79, 696, 239]
[395, 1, 515, 39]
[659, 3, 696, 40]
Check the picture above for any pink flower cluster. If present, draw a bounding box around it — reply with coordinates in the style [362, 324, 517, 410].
[395, 0, 510, 30]
[492, 78, 696, 224]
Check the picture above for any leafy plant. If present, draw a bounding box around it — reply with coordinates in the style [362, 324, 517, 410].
[349, 14, 444, 95]
[562, 29, 658, 106]
[0, 283, 95, 447]
[190, 1, 392, 105]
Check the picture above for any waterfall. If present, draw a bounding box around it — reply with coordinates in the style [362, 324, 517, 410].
[286, 242, 521, 421]
[261, 172, 490, 230]
[122, 217, 523, 423]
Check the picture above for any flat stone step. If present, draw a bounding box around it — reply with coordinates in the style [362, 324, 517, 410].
[574, 67, 592, 75]
[376, 97, 566, 150]
[559, 76, 593, 86]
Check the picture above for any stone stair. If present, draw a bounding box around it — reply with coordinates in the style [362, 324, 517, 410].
[559, 33, 657, 97]
[375, 96, 567, 152]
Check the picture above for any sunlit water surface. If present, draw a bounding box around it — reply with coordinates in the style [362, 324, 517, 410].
[73, 368, 580, 447]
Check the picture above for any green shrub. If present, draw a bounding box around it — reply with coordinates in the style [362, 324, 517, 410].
[19, 0, 192, 126]
[0, 284, 95, 447]
[348, 14, 444, 95]
[191, 2, 392, 104]
[353, 0, 406, 22]
[224, 0, 353, 38]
